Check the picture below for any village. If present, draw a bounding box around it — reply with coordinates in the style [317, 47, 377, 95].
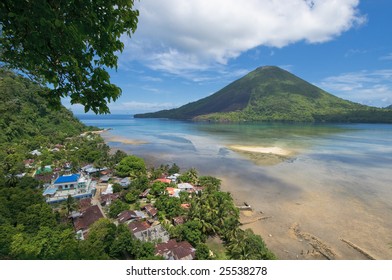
[38, 162, 202, 260]
[3, 130, 273, 261]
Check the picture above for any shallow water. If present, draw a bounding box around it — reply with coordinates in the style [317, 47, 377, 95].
[79, 114, 392, 259]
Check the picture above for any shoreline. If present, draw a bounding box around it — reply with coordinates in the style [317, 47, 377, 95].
[99, 131, 148, 145]
[99, 130, 391, 260]
[98, 131, 323, 259]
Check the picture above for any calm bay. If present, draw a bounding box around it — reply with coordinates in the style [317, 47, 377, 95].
[78, 114, 392, 259]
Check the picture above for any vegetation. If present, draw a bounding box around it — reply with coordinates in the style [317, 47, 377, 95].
[0, 1, 139, 113]
[115, 155, 146, 178]
[135, 66, 392, 123]
[0, 70, 275, 260]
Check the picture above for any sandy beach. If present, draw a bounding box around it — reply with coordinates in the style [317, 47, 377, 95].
[228, 145, 292, 156]
[219, 164, 392, 260]
[228, 145, 295, 165]
[96, 127, 392, 260]
[100, 131, 148, 145]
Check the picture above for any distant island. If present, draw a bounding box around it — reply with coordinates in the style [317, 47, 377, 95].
[135, 66, 392, 123]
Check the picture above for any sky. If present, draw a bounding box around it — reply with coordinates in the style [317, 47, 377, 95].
[64, 0, 392, 114]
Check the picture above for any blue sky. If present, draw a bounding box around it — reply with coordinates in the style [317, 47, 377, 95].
[64, 0, 392, 114]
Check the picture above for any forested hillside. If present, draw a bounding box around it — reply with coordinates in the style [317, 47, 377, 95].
[0, 69, 87, 146]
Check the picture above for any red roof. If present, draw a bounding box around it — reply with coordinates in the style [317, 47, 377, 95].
[78, 198, 92, 211]
[166, 187, 175, 196]
[117, 210, 138, 223]
[154, 178, 171, 184]
[139, 188, 150, 198]
[172, 216, 185, 225]
[100, 193, 120, 204]
[143, 204, 158, 217]
[74, 205, 104, 231]
[128, 221, 150, 234]
[155, 239, 195, 260]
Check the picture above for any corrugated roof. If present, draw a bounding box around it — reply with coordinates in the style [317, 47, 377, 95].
[74, 205, 104, 231]
[54, 174, 80, 184]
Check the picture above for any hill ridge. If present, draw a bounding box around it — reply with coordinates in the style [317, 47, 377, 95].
[134, 66, 392, 123]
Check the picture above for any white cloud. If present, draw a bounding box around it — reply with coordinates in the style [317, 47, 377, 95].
[121, 0, 365, 75]
[380, 53, 392, 61]
[319, 70, 392, 107]
[111, 101, 177, 112]
[61, 96, 177, 114]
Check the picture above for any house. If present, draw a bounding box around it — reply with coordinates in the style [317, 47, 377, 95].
[30, 149, 42, 156]
[119, 177, 131, 188]
[74, 205, 104, 239]
[139, 188, 150, 198]
[81, 164, 93, 172]
[82, 165, 108, 176]
[143, 204, 158, 218]
[78, 198, 92, 211]
[128, 220, 150, 234]
[43, 173, 95, 203]
[100, 193, 120, 206]
[129, 222, 170, 243]
[167, 173, 180, 183]
[172, 216, 186, 226]
[100, 175, 110, 183]
[154, 178, 172, 184]
[35, 172, 56, 184]
[166, 187, 180, 198]
[101, 184, 113, 195]
[63, 162, 72, 171]
[35, 165, 52, 175]
[155, 239, 196, 260]
[53, 174, 81, 190]
[117, 210, 146, 224]
[177, 183, 194, 192]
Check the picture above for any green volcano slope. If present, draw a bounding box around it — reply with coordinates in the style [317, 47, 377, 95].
[135, 66, 392, 123]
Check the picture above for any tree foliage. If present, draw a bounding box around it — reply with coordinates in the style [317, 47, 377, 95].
[116, 155, 146, 178]
[0, 0, 139, 113]
[108, 199, 129, 218]
[155, 194, 183, 219]
[226, 229, 276, 260]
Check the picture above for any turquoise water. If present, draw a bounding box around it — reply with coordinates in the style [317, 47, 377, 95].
[78, 114, 392, 259]
[78, 114, 392, 169]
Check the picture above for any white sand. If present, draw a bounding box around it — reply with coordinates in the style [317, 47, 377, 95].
[105, 136, 147, 145]
[228, 145, 292, 156]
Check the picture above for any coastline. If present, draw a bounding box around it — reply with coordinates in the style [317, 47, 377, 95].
[99, 130, 283, 256]
[99, 130, 148, 145]
[98, 129, 392, 260]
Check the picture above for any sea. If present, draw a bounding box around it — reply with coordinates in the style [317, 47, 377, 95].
[77, 114, 392, 259]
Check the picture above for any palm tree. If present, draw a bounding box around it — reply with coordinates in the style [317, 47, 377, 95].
[186, 168, 199, 185]
[65, 195, 77, 216]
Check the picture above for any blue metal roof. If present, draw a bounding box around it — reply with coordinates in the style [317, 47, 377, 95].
[54, 174, 80, 184]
